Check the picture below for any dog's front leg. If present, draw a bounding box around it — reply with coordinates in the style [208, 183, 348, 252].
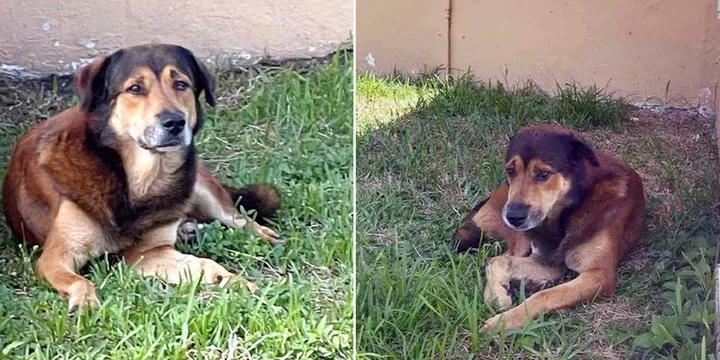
[481, 268, 614, 332]
[185, 164, 280, 245]
[37, 201, 101, 311]
[125, 221, 256, 292]
[483, 254, 563, 310]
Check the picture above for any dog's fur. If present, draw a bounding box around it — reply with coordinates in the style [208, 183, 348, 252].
[2, 44, 281, 310]
[451, 125, 645, 332]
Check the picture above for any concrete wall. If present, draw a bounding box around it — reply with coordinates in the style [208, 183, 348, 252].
[357, 0, 720, 107]
[1, 0, 353, 76]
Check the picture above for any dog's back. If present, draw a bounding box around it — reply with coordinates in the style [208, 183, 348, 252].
[592, 151, 645, 258]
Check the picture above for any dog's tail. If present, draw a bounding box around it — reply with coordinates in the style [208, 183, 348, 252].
[227, 184, 281, 225]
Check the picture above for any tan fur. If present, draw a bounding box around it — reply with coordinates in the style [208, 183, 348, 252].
[483, 254, 564, 311]
[189, 164, 280, 244]
[35, 200, 106, 310]
[504, 156, 574, 230]
[110, 66, 198, 145]
[464, 183, 531, 256]
[123, 220, 256, 291]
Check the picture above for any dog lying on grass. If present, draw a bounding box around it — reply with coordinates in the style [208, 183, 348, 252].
[2, 44, 281, 311]
[452, 125, 645, 332]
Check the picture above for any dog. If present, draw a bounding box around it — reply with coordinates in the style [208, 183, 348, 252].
[2, 44, 282, 311]
[451, 125, 645, 332]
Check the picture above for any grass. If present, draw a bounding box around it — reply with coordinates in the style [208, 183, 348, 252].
[356, 72, 719, 359]
[0, 53, 353, 359]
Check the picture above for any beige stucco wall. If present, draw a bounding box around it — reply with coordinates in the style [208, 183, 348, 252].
[357, 1, 447, 75]
[1, 0, 353, 76]
[358, 0, 720, 107]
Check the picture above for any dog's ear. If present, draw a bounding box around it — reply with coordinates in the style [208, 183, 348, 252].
[190, 55, 215, 107]
[570, 136, 599, 167]
[74, 56, 111, 112]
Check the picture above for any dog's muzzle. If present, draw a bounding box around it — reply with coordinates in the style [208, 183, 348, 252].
[502, 202, 541, 231]
[141, 110, 191, 152]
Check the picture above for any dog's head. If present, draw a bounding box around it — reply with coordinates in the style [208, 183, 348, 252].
[74, 44, 215, 153]
[502, 125, 599, 231]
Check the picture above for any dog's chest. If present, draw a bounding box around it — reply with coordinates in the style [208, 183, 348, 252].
[112, 180, 192, 238]
[527, 222, 567, 266]
[124, 199, 190, 233]
[111, 155, 196, 238]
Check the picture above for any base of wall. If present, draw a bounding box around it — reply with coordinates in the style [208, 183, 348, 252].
[0, 44, 352, 80]
[0, 49, 352, 97]
[632, 103, 716, 119]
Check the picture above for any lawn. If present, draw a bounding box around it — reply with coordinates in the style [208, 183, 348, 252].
[0, 53, 353, 359]
[356, 73, 719, 359]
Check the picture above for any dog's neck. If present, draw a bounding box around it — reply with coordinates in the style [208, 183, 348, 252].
[527, 215, 565, 249]
[121, 144, 193, 200]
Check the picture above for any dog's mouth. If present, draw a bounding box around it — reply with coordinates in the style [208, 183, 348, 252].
[505, 219, 540, 232]
[138, 123, 192, 153]
[153, 143, 186, 153]
[502, 208, 544, 231]
[138, 138, 188, 153]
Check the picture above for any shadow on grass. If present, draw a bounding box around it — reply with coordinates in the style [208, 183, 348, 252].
[356, 70, 719, 359]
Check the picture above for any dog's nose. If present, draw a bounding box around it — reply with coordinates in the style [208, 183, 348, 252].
[505, 203, 529, 227]
[158, 110, 186, 136]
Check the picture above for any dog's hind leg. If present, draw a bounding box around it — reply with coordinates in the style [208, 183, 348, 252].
[36, 200, 101, 311]
[183, 163, 281, 245]
[125, 220, 257, 292]
[452, 182, 530, 255]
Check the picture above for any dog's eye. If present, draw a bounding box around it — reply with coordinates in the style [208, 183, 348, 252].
[506, 168, 515, 177]
[173, 81, 189, 91]
[535, 171, 551, 181]
[127, 85, 143, 95]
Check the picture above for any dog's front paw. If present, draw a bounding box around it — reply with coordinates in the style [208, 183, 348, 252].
[194, 258, 236, 286]
[483, 282, 513, 310]
[481, 313, 503, 332]
[481, 307, 526, 333]
[67, 280, 100, 311]
[177, 218, 198, 243]
[196, 258, 258, 293]
[252, 222, 282, 245]
[484, 256, 513, 310]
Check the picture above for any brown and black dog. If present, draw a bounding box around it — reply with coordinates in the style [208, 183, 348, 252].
[2, 44, 281, 311]
[451, 125, 645, 332]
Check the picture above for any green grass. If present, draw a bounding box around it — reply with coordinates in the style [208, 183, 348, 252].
[0, 53, 353, 359]
[356, 72, 719, 359]
[357, 71, 627, 134]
